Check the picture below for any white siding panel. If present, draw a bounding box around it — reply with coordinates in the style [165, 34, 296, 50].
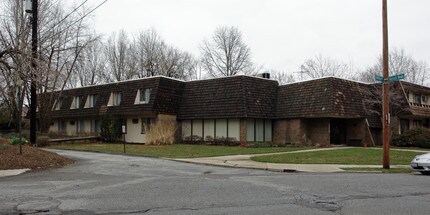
[204, 119, 215, 140]
[182, 120, 192, 139]
[247, 119, 254, 141]
[193, 120, 203, 140]
[256, 119, 264, 142]
[265, 120, 272, 142]
[215, 119, 227, 138]
[228, 119, 240, 141]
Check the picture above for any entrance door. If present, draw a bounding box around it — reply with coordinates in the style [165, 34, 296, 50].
[330, 119, 347, 145]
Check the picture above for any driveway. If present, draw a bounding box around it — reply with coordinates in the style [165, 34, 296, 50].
[1, 149, 429, 214]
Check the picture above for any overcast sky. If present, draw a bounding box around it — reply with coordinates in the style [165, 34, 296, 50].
[87, 0, 430, 75]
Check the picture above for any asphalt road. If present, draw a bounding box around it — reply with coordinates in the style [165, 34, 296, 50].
[1, 150, 429, 215]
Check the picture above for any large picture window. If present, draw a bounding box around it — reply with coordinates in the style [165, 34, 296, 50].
[246, 119, 272, 142]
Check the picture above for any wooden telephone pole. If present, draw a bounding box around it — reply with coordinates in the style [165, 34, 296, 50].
[382, 0, 390, 169]
[27, 0, 38, 145]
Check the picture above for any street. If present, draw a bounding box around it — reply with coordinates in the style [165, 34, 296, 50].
[1, 150, 429, 215]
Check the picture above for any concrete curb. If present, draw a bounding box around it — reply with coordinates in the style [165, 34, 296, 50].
[0, 169, 30, 178]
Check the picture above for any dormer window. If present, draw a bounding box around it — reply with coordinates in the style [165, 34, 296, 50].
[85, 94, 97, 108]
[53, 98, 63, 110]
[71, 96, 83, 109]
[108, 92, 122, 106]
[415, 94, 422, 104]
[135, 88, 151, 104]
[422, 95, 428, 103]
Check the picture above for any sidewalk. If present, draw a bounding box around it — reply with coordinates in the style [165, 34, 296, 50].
[173, 147, 413, 173]
[0, 169, 30, 178]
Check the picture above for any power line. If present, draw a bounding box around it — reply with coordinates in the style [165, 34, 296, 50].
[41, 0, 109, 44]
[50, 0, 90, 31]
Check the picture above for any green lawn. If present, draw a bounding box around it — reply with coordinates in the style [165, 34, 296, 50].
[251, 148, 423, 165]
[48, 143, 307, 158]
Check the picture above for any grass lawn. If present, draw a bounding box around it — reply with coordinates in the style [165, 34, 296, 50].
[341, 167, 415, 174]
[48, 143, 307, 158]
[251, 148, 424, 165]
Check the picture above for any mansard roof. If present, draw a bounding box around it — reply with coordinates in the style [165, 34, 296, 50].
[276, 77, 368, 119]
[46, 76, 183, 119]
[177, 75, 278, 119]
[41, 74, 430, 127]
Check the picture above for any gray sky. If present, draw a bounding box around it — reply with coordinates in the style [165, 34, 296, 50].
[88, 0, 430, 74]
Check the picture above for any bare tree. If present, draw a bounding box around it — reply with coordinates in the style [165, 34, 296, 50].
[200, 26, 253, 77]
[104, 30, 135, 82]
[359, 48, 430, 86]
[0, 0, 97, 132]
[270, 70, 296, 85]
[130, 28, 197, 80]
[0, 0, 32, 130]
[299, 54, 353, 80]
[72, 35, 105, 87]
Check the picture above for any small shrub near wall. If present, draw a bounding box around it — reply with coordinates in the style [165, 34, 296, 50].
[392, 127, 430, 148]
[100, 114, 121, 142]
[145, 117, 176, 146]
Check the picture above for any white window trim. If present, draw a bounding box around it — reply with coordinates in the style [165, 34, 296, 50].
[84, 94, 97, 108]
[108, 92, 121, 106]
[134, 88, 151, 104]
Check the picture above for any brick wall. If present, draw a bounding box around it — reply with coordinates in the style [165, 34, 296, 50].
[273, 119, 305, 144]
[305, 119, 330, 146]
[273, 120, 287, 143]
[240, 118, 247, 142]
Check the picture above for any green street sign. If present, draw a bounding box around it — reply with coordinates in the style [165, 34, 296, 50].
[375, 75, 384, 82]
[388, 73, 405, 82]
[375, 74, 405, 83]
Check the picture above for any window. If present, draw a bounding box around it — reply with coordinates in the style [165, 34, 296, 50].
[53, 98, 63, 110]
[58, 120, 67, 131]
[400, 119, 410, 134]
[86, 94, 97, 108]
[139, 88, 151, 104]
[246, 119, 272, 142]
[422, 95, 428, 104]
[415, 94, 422, 104]
[72, 96, 82, 109]
[141, 118, 153, 134]
[91, 120, 100, 132]
[413, 120, 422, 128]
[112, 92, 122, 106]
[78, 120, 85, 132]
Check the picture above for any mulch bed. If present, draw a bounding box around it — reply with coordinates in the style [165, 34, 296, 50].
[0, 143, 74, 170]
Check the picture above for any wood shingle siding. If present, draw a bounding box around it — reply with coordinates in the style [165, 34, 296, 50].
[177, 76, 278, 120]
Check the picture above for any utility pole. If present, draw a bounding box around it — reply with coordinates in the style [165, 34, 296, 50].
[382, 0, 390, 169]
[28, 0, 38, 145]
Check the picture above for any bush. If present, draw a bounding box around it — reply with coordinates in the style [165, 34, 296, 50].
[145, 117, 176, 146]
[36, 136, 51, 147]
[9, 136, 28, 145]
[100, 114, 121, 142]
[392, 127, 430, 148]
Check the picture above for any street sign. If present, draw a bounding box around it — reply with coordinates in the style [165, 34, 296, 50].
[388, 73, 405, 82]
[375, 75, 384, 82]
[375, 73, 405, 83]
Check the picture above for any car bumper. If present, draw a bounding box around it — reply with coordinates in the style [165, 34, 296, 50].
[411, 162, 430, 172]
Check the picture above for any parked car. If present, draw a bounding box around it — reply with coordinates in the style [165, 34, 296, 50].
[411, 153, 430, 175]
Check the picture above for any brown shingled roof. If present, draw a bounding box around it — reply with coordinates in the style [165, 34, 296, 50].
[276, 77, 368, 119]
[177, 76, 278, 120]
[45, 77, 184, 119]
